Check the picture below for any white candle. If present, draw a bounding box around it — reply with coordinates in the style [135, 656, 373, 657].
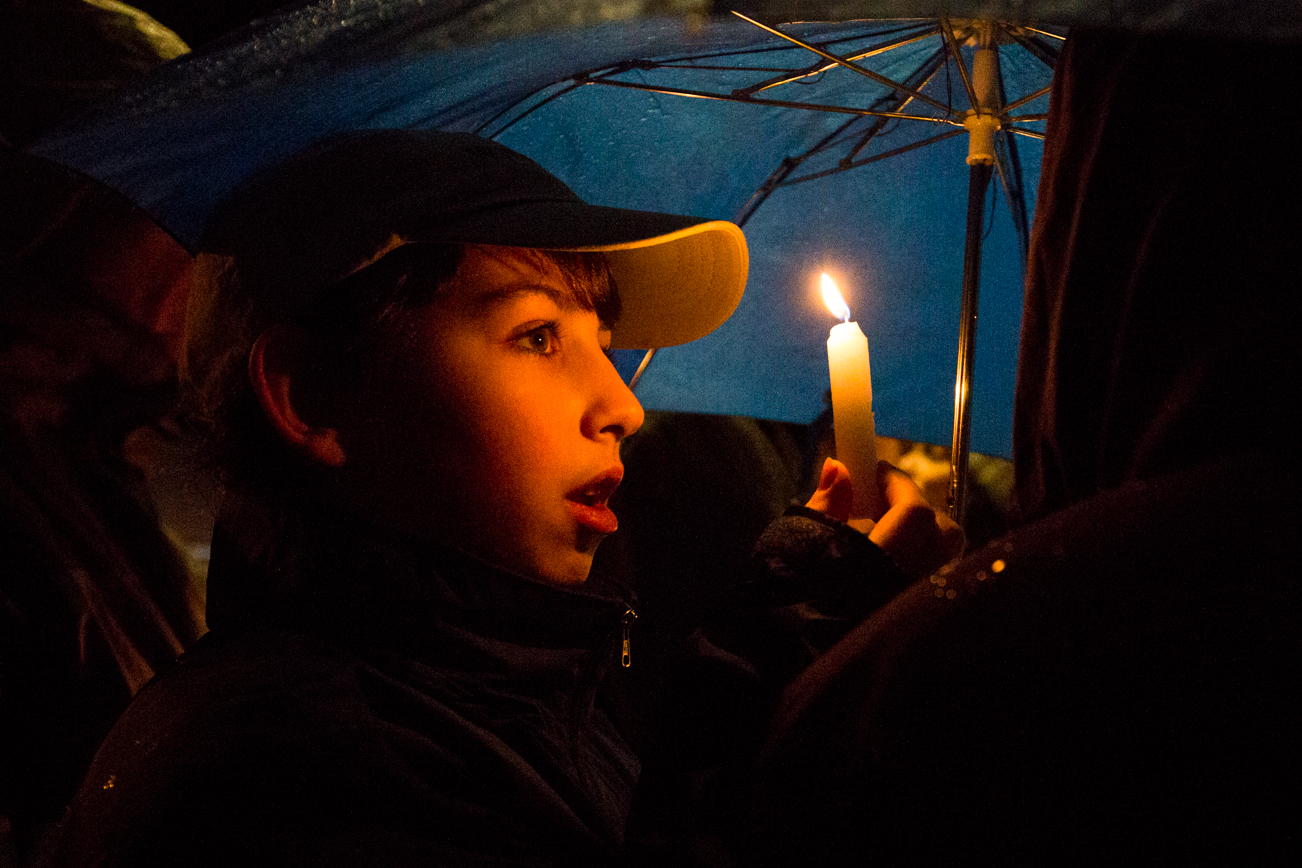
[822, 274, 883, 520]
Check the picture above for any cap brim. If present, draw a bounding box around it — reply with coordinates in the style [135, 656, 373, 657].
[406, 196, 749, 349]
[555, 219, 748, 349]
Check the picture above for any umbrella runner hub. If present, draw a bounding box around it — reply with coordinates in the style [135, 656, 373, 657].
[963, 113, 1002, 165]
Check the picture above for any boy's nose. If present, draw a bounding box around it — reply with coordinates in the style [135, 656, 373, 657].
[586, 352, 644, 442]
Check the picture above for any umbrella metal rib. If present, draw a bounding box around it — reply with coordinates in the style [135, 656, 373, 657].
[578, 78, 961, 125]
[731, 12, 956, 115]
[843, 51, 951, 162]
[1004, 85, 1054, 114]
[939, 19, 986, 113]
[1006, 27, 1066, 68]
[769, 129, 967, 188]
[731, 47, 956, 224]
[738, 24, 939, 94]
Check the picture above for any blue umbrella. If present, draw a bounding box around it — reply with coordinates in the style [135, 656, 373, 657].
[41, 0, 1250, 519]
[473, 13, 1060, 522]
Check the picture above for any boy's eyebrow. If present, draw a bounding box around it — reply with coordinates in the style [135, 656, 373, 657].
[472, 282, 575, 311]
[472, 281, 616, 329]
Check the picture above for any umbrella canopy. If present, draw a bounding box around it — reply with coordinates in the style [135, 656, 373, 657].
[26, 0, 1301, 462]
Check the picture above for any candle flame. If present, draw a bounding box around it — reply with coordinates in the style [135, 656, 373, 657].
[821, 273, 851, 323]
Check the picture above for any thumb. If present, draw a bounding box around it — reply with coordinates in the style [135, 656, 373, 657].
[805, 457, 854, 523]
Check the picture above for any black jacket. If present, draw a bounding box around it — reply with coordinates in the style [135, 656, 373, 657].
[42, 492, 640, 867]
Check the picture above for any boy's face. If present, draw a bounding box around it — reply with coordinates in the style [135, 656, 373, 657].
[342, 245, 644, 585]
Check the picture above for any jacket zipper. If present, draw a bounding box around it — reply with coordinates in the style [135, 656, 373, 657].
[620, 607, 636, 668]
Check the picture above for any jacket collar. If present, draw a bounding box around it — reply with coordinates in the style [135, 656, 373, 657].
[205, 485, 633, 671]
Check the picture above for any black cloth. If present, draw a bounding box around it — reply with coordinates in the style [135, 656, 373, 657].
[41, 493, 640, 868]
[748, 28, 1302, 866]
[1011, 29, 1302, 521]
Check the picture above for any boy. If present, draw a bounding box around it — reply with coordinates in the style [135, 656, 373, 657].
[43, 130, 957, 867]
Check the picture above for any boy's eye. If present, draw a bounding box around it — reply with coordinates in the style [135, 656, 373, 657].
[516, 323, 558, 354]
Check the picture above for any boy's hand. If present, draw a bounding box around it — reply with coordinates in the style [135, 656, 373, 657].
[806, 458, 965, 579]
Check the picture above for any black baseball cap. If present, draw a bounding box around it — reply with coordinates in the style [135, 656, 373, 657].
[201, 129, 747, 349]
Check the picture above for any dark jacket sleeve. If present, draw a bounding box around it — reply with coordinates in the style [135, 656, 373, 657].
[710, 505, 914, 691]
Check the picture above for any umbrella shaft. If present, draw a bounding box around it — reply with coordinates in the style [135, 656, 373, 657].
[950, 161, 994, 528]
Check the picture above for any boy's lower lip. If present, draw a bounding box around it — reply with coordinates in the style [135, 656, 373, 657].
[566, 500, 618, 535]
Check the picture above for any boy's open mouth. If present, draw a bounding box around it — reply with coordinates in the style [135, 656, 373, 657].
[565, 470, 623, 534]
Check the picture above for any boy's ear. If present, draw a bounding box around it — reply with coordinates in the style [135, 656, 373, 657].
[248, 325, 347, 468]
